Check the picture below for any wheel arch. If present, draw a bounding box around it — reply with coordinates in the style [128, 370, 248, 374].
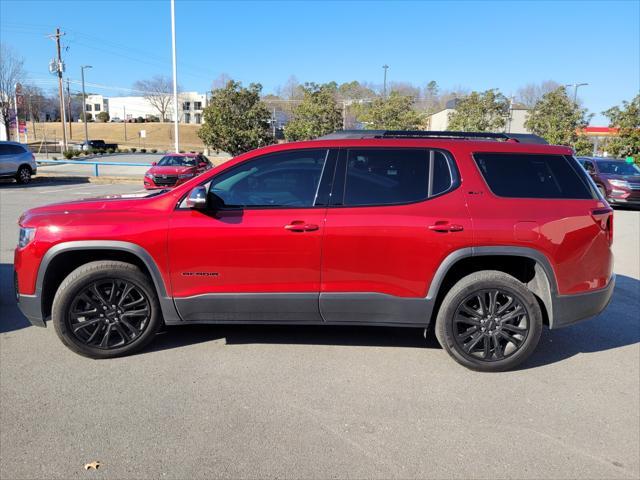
[37, 241, 180, 323]
[427, 246, 556, 328]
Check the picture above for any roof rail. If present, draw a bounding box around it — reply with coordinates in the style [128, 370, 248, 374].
[318, 130, 548, 144]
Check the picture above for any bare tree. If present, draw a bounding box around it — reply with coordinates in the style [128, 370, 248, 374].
[0, 43, 25, 140]
[516, 80, 561, 108]
[133, 75, 175, 122]
[212, 73, 232, 90]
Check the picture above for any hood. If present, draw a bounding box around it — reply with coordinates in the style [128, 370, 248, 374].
[18, 192, 167, 227]
[147, 165, 194, 175]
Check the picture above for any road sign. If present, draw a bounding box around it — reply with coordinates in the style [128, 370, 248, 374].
[139, 130, 146, 138]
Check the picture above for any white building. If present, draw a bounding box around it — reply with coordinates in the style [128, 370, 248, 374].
[425, 101, 532, 134]
[84, 92, 206, 124]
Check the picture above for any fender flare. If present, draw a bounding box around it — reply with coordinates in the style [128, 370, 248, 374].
[37, 240, 181, 323]
[426, 246, 557, 325]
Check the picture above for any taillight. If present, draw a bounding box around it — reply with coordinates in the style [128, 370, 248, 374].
[591, 208, 614, 245]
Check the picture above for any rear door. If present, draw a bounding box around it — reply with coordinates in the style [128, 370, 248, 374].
[0, 144, 19, 175]
[319, 147, 472, 324]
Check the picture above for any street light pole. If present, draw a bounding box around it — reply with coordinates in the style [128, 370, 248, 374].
[566, 82, 588, 104]
[170, 0, 180, 152]
[80, 65, 92, 147]
[382, 64, 389, 98]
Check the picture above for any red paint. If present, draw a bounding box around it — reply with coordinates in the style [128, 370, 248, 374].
[15, 138, 613, 302]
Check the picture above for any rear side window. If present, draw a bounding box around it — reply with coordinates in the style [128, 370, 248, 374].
[474, 153, 595, 199]
[0, 144, 25, 155]
[343, 149, 455, 206]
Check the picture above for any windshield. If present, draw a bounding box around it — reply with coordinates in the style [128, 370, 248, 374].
[157, 155, 195, 167]
[597, 160, 640, 176]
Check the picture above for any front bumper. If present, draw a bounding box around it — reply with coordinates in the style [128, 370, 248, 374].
[550, 274, 616, 329]
[16, 293, 46, 327]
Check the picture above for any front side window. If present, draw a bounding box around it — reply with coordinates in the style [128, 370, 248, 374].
[208, 149, 328, 208]
[343, 149, 453, 206]
[474, 153, 595, 199]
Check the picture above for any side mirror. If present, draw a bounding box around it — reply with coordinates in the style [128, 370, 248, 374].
[152, 161, 157, 166]
[186, 186, 207, 209]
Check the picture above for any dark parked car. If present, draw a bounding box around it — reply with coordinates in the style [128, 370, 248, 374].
[81, 140, 118, 152]
[0, 141, 37, 184]
[578, 156, 640, 207]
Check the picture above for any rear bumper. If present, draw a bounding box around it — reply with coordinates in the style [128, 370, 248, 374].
[550, 274, 615, 329]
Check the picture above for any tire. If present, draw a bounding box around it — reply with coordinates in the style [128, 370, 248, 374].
[52, 261, 163, 358]
[15, 165, 31, 184]
[435, 270, 542, 372]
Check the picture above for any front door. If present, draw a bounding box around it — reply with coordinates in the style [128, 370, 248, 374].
[168, 148, 334, 322]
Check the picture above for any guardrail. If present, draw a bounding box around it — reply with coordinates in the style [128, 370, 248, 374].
[37, 160, 150, 177]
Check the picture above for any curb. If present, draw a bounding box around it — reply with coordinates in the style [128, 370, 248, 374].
[30, 174, 141, 185]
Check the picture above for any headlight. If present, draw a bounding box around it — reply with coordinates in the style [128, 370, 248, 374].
[609, 179, 630, 189]
[18, 227, 36, 248]
[178, 173, 195, 179]
[144, 172, 154, 179]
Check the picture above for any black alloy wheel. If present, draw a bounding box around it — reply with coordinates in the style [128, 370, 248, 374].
[68, 279, 151, 349]
[452, 289, 530, 362]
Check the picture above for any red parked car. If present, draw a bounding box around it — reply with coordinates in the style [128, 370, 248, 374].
[578, 156, 640, 208]
[14, 131, 615, 371]
[144, 153, 212, 189]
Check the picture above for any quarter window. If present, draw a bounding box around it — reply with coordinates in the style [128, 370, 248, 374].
[343, 149, 454, 206]
[208, 149, 328, 208]
[474, 153, 595, 199]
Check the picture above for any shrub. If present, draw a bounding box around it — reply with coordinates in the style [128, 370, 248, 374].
[140, 148, 147, 153]
[130, 147, 137, 153]
[72, 150, 82, 157]
[136, 116, 144, 123]
[82, 150, 90, 156]
[106, 148, 115, 154]
[150, 148, 157, 153]
[179, 150, 185, 153]
[52, 156, 58, 160]
[63, 150, 74, 159]
[96, 111, 110, 123]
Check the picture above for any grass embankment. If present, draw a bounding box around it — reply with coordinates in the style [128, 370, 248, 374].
[22, 122, 205, 152]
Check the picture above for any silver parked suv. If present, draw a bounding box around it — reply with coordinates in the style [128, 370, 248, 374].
[0, 141, 37, 184]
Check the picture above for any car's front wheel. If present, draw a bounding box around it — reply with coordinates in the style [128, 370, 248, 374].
[16, 165, 32, 184]
[52, 261, 163, 358]
[435, 270, 543, 372]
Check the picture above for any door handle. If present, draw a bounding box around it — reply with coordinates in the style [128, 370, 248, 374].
[285, 221, 319, 232]
[428, 223, 464, 233]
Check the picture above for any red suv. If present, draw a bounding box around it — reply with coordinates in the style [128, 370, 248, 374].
[14, 131, 615, 371]
[144, 152, 211, 189]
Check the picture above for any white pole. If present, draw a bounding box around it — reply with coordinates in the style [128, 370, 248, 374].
[13, 92, 20, 141]
[170, 0, 179, 152]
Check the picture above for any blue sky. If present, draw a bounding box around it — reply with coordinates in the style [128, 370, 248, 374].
[1, 0, 638, 124]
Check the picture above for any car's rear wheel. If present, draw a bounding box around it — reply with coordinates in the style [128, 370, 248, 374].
[16, 165, 31, 184]
[52, 261, 162, 358]
[435, 270, 542, 372]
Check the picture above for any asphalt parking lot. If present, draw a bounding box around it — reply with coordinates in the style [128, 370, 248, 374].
[1, 180, 639, 479]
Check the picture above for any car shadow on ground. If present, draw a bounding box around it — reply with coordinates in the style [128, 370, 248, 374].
[2, 261, 638, 369]
[0, 177, 91, 188]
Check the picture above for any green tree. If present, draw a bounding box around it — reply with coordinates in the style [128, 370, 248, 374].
[198, 80, 273, 156]
[602, 95, 640, 161]
[524, 87, 592, 149]
[96, 111, 110, 122]
[447, 89, 509, 132]
[284, 83, 342, 141]
[355, 91, 423, 130]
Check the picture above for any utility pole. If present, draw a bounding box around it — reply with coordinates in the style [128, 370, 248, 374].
[48, 27, 67, 151]
[81, 65, 92, 147]
[123, 106, 127, 141]
[382, 64, 389, 98]
[170, 0, 180, 152]
[272, 107, 276, 138]
[66, 78, 73, 139]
